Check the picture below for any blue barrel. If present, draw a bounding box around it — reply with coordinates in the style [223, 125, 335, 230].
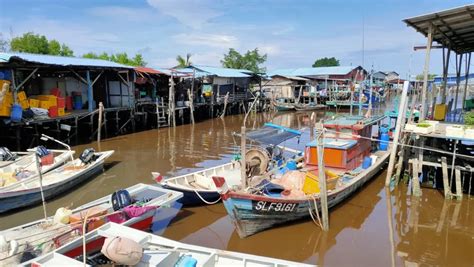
[286, 161, 297, 170]
[362, 156, 372, 169]
[73, 95, 82, 110]
[380, 132, 389, 151]
[10, 104, 22, 122]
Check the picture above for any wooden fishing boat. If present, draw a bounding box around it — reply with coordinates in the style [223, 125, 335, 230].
[294, 103, 326, 111]
[155, 123, 302, 206]
[0, 150, 114, 213]
[214, 115, 391, 238]
[23, 222, 313, 266]
[273, 98, 295, 111]
[0, 183, 183, 266]
[0, 149, 74, 190]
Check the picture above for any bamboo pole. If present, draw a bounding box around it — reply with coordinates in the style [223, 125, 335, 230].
[385, 81, 409, 187]
[420, 24, 433, 120]
[316, 122, 329, 231]
[188, 89, 194, 124]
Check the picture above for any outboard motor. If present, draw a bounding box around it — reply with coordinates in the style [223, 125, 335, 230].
[0, 147, 16, 161]
[79, 148, 97, 164]
[111, 189, 132, 211]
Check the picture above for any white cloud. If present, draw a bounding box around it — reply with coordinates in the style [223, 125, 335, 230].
[87, 6, 155, 22]
[146, 0, 221, 29]
[173, 33, 238, 49]
[272, 25, 294, 36]
[258, 45, 281, 56]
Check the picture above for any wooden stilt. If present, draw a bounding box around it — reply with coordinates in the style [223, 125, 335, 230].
[441, 48, 452, 105]
[411, 158, 422, 197]
[454, 168, 463, 200]
[97, 102, 104, 144]
[454, 53, 463, 113]
[441, 157, 452, 199]
[462, 53, 471, 110]
[385, 81, 410, 186]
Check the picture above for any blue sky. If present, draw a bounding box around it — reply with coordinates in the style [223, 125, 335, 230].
[0, 0, 472, 77]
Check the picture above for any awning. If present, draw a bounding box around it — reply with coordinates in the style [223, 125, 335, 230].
[246, 123, 301, 145]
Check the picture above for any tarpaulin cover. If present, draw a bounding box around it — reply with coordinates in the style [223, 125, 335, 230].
[246, 123, 301, 145]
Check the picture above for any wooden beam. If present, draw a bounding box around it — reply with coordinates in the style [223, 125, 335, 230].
[91, 70, 104, 86]
[441, 157, 452, 199]
[69, 69, 88, 84]
[421, 24, 433, 120]
[14, 67, 39, 91]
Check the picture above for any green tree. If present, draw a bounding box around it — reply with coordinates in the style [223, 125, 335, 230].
[10, 32, 73, 56]
[416, 73, 437, 81]
[0, 33, 8, 52]
[82, 52, 146, 66]
[221, 48, 267, 73]
[312, 57, 340, 67]
[176, 53, 192, 67]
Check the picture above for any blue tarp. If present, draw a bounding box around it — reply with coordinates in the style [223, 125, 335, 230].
[246, 123, 301, 145]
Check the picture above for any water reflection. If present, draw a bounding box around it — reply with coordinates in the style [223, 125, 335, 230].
[1, 111, 473, 266]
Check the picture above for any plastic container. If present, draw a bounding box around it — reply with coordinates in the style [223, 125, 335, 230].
[57, 97, 65, 108]
[50, 88, 61, 97]
[66, 96, 73, 110]
[379, 132, 389, 151]
[286, 160, 297, 170]
[73, 95, 82, 110]
[40, 153, 54, 165]
[58, 107, 65, 116]
[17, 91, 27, 101]
[302, 171, 339, 194]
[48, 106, 58, 118]
[29, 98, 39, 108]
[362, 156, 372, 169]
[10, 104, 22, 122]
[19, 99, 29, 110]
[0, 106, 11, 117]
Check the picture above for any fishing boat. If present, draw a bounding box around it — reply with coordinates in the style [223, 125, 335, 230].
[0, 149, 114, 213]
[0, 183, 183, 266]
[273, 97, 295, 111]
[155, 123, 302, 206]
[23, 222, 313, 266]
[0, 148, 74, 189]
[214, 115, 391, 238]
[294, 102, 326, 111]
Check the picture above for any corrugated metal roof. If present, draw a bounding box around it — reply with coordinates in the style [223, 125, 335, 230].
[190, 65, 252, 78]
[267, 66, 358, 77]
[0, 52, 133, 69]
[135, 67, 167, 75]
[403, 4, 474, 53]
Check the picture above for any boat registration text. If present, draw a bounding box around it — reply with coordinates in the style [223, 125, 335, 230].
[253, 201, 297, 212]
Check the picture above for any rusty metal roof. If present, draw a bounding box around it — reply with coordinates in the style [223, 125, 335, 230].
[135, 67, 167, 75]
[403, 4, 474, 53]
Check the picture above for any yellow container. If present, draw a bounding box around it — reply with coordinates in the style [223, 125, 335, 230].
[1, 92, 13, 108]
[17, 91, 27, 101]
[58, 107, 65, 116]
[29, 98, 40, 108]
[302, 171, 339, 195]
[37, 95, 57, 107]
[0, 80, 10, 91]
[19, 99, 29, 109]
[0, 106, 10, 117]
[40, 100, 51, 109]
[434, 104, 447, 121]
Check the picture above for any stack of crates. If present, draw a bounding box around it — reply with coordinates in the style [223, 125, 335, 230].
[17, 91, 29, 109]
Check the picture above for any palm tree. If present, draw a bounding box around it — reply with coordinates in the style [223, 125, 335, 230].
[176, 53, 192, 67]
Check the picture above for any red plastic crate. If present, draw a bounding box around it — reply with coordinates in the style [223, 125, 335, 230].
[40, 153, 54, 165]
[50, 88, 61, 97]
[57, 97, 65, 108]
[48, 106, 58, 118]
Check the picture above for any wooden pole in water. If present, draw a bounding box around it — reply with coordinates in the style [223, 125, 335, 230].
[97, 102, 103, 144]
[189, 69, 195, 124]
[310, 112, 315, 141]
[316, 122, 329, 231]
[35, 152, 48, 220]
[420, 24, 433, 120]
[385, 81, 409, 187]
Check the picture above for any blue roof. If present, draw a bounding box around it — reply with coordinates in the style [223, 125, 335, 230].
[0, 52, 132, 69]
[190, 65, 252, 78]
[433, 73, 474, 85]
[268, 66, 359, 77]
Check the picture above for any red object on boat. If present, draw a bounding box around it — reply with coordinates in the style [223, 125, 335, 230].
[57, 97, 65, 109]
[66, 96, 73, 110]
[50, 88, 61, 97]
[48, 106, 58, 118]
[40, 153, 54, 165]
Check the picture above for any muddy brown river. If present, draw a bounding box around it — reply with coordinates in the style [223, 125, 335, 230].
[1, 111, 473, 266]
